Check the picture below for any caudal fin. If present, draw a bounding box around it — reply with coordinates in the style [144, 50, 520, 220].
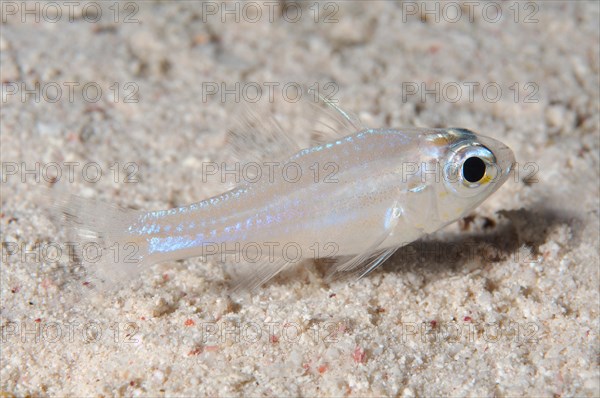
[50, 192, 151, 295]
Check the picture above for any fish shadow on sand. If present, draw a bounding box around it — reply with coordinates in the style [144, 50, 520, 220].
[295, 204, 584, 290]
[377, 205, 584, 280]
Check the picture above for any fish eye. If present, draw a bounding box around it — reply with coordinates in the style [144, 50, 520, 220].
[462, 157, 486, 183]
[443, 143, 498, 198]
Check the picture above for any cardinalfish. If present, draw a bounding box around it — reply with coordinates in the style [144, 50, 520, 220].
[52, 93, 515, 292]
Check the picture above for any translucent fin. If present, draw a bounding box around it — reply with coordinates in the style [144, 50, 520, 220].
[44, 190, 150, 297]
[351, 247, 398, 280]
[303, 90, 364, 145]
[225, 100, 301, 165]
[226, 256, 292, 293]
[223, 85, 364, 168]
[326, 203, 402, 282]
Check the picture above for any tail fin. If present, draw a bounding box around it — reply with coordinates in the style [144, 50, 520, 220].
[50, 192, 151, 295]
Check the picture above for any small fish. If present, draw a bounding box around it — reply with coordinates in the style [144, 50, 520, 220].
[53, 94, 515, 292]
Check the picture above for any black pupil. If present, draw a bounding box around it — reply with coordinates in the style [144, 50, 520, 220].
[463, 157, 486, 183]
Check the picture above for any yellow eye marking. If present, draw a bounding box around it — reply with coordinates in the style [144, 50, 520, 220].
[480, 173, 492, 184]
[430, 136, 450, 147]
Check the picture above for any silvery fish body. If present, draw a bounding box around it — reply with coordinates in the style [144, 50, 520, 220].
[56, 99, 515, 290]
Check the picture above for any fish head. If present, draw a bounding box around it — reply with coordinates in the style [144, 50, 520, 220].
[421, 128, 515, 226]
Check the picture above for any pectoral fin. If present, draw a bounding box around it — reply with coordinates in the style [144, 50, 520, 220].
[325, 202, 402, 282]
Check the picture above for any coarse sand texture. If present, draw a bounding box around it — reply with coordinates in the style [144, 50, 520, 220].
[1, 1, 599, 396]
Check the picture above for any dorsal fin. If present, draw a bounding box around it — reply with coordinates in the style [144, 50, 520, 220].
[223, 85, 364, 166]
[304, 90, 364, 145]
[225, 101, 301, 164]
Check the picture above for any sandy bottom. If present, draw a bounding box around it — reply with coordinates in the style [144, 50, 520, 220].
[1, 1, 599, 396]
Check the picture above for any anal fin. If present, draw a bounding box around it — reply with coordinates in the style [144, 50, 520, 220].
[227, 256, 292, 293]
